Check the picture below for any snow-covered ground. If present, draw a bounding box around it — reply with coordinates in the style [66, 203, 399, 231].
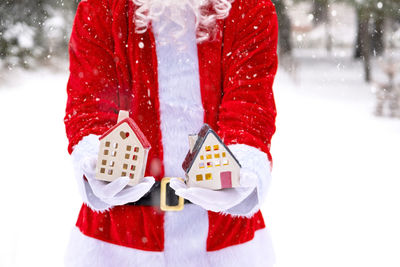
[268, 51, 400, 267]
[0, 52, 399, 267]
[0, 67, 80, 267]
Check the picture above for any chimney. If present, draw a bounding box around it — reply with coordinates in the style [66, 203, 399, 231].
[188, 134, 198, 153]
[118, 110, 130, 123]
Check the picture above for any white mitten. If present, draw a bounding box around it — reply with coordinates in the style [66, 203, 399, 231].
[170, 144, 271, 217]
[71, 134, 155, 212]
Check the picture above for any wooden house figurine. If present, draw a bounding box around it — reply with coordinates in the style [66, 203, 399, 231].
[182, 124, 241, 190]
[95, 110, 151, 186]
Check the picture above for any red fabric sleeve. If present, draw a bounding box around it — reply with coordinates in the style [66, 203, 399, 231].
[217, 0, 278, 161]
[64, 0, 119, 154]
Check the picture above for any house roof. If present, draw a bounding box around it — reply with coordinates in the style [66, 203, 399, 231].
[100, 118, 151, 149]
[182, 124, 241, 173]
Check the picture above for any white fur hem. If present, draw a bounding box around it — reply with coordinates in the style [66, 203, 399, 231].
[65, 226, 275, 267]
[64, 227, 165, 267]
[207, 227, 275, 267]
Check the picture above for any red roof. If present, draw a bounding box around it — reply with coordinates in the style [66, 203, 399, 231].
[100, 118, 151, 149]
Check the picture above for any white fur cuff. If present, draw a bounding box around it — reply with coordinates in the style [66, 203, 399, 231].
[223, 144, 272, 217]
[71, 134, 113, 212]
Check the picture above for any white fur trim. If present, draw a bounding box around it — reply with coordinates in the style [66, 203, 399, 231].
[71, 134, 113, 212]
[65, 226, 275, 267]
[64, 227, 165, 267]
[207, 227, 275, 267]
[223, 144, 272, 217]
[153, 9, 212, 267]
[153, 5, 204, 179]
[164, 204, 210, 266]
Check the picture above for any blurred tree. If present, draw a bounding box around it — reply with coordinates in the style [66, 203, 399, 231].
[72, 0, 80, 11]
[356, 4, 371, 82]
[271, 0, 293, 56]
[371, 7, 385, 56]
[352, 0, 400, 81]
[312, 0, 329, 25]
[354, 1, 384, 59]
[0, 0, 77, 68]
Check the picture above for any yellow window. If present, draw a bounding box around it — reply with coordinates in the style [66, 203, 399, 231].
[223, 159, 229, 165]
[206, 154, 212, 160]
[199, 162, 205, 169]
[205, 146, 211, 152]
[213, 145, 219, 150]
[214, 154, 220, 158]
[214, 160, 220, 167]
[196, 174, 203, 181]
[207, 162, 213, 168]
[222, 152, 226, 157]
[205, 173, 212, 180]
[200, 155, 204, 160]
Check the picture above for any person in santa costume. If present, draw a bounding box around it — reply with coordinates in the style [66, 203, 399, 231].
[64, 0, 278, 266]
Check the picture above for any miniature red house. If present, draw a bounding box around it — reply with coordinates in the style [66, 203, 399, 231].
[182, 124, 241, 190]
[95, 110, 151, 186]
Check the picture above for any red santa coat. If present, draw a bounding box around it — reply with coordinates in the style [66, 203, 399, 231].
[65, 0, 278, 255]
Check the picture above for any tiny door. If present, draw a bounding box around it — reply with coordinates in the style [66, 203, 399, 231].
[220, 171, 232, 189]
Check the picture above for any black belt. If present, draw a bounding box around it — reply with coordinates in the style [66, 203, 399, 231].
[127, 178, 191, 210]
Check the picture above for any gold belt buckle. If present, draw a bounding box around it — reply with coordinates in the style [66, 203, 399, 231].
[160, 177, 185, 212]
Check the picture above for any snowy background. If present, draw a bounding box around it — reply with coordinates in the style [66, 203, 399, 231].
[0, 1, 400, 267]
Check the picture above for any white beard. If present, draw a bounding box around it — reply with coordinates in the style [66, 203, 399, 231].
[132, 0, 234, 42]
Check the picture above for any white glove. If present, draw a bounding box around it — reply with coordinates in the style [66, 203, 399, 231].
[71, 134, 155, 212]
[170, 144, 272, 217]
